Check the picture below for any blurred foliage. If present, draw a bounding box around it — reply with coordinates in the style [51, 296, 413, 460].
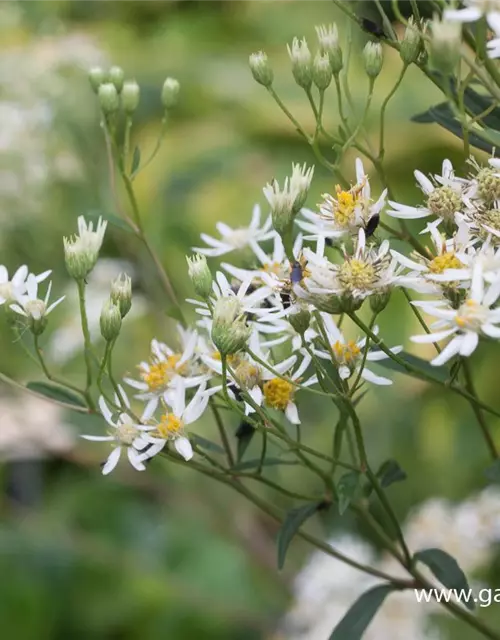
[1, 1, 500, 639]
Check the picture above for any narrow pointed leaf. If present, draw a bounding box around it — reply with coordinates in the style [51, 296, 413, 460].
[414, 548, 474, 610]
[329, 584, 397, 639]
[191, 434, 224, 454]
[377, 459, 407, 488]
[233, 457, 298, 472]
[130, 146, 141, 175]
[375, 351, 448, 383]
[337, 471, 360, 515]
[277, 502, 322, 569]
[26, 381, 87, 408]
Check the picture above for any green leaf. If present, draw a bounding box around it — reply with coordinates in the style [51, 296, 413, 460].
[26, 381, 87, 408]
[376, 459, 407, 489]
[86, 210, 133, 234]
[232, 457, 298, 472]
[485, 460, 500, 483]
[375, 351, 448, 383]
[191, 435, 225, 454]
[414, 548, 474, 610]
[277, 502, 321, 569]
[329, 585, 397, 639]
[130, 146, 141, 175]
[235, 420, 255, 462]
[337, 471, 360, 515]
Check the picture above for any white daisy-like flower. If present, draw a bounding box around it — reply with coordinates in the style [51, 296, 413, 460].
[411, 264, 500, 365]
[313, 312, 401, 385]
[444, 0, 500, 36]
[0, 264, 51, 305]
[10, 273, 64, 323]
[255, 308, 318, 351]
[124, 326, 208, 417]
[193, 204, 274, 257]
[297, 229, 399, 304]
[388, 159, 466, 226]
[140, 381, 211, 461]
[81, 389, 154, 475]
[297, 158, 386, 240]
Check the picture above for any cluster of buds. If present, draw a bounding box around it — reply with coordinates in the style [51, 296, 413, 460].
[249, 23, 344, 93]
[100, 273, 132, 342]
[88, 65, 180, 117]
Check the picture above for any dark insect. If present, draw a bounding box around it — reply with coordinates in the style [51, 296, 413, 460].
[361, 18, 385, 39]
[280, 290, 292, 309]
[364, 213, 380, 238]
[290, 260, 304, 284]
[325, 237, 334, 248]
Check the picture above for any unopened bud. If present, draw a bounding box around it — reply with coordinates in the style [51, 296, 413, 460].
[161, 78, 180, 110]
[249, 51, 274, 88]
[400, 18, 423, 65]
[369, 290, 391, 314]
[63, 216, 107, 281]
[98, 83, 120, 115]
[287, 37, 312, 89]
[428, 18, 461, 75]
[312, 52, 332, 90]
[100, 299, 122, 342]
[315, 24, 343, 74]
[109, 66, 125, 92]
[89, 67, 106, 93]
[211, 297, 251, 356]
[363, 42, 383, 79]
[186, 254, 213, 299]
[110, 273, 132, 318]
[288, 305, 311, 335]
[122, 80, 140, 114]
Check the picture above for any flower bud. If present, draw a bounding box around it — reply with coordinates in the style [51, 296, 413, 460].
[400, 18, 423, 65]
[369, 289, 391, 314]
[98, 82, 120, 115]
[109, 65, 125, 92]
[312, 52, 332, 90]
[287, 37, 312, 89]
[288, 305, 311, 335]
[363, 42, 383, 79]
[315, 24, 343, 74]
[110, 273, 132, 318]
[249, 51, 274, 88]
[263, 163, 314, 236]
[89, 67, 106, 93]
[63, 216, 107, 281]
[100, 299, 122, 342]
[428, 18, 461, 75]
[186, 254, 213, 299]
[121, 80, 140, 114]
[161, 78, 180, 110]
[211, 297, 251, 356]
[26, 300, 48, 336]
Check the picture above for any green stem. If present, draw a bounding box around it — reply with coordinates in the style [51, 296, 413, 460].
[379, 65, 408, 160]
[462, 359, 498, 460]
[210, 390, 235, 467]
[76, 280, 96, 410]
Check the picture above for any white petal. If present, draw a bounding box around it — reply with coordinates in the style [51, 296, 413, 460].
[98, 395, 114, 426]
[431, 336, 463, 366]
[360, 368, 392, 386]
[175, 436, 193, 461]
[127, 447, 146, 471]
[81, 435, 114, 442]
[414, 170, 434, 195]
[459, 331, 479, 357]
[285, 402, 300, 424]
[410, 328, 456, 343]
[102, 447, 121, 475]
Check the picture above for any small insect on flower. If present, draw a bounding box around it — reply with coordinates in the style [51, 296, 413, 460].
[363, 213, 380, 238]
[290, 255, 309, 285]
[361, 18, 386, 39]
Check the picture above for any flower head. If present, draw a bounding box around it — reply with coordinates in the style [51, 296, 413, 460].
[63, 215, 107, 280]
[10, 274, 64, 334]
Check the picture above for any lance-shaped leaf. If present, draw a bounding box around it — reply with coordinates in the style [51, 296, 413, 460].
[375, 351, 448, 383]
[277, 502, 322, 569]
[414, 548, 474, 610]
[337, 471, 360, 515]
[26, 381, 87, 408]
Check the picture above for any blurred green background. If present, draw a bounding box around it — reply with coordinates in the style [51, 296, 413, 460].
[1, 1, 499, 638]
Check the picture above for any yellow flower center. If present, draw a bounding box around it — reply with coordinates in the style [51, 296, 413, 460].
[428, 252, 463, 274]
[263, 261, 283, 276]
[338, 259, 376, 291]
[332, 340, 361, 365]
[263, 378, 294, 411]
[333, 186, 357, 227]
[156, 414, 184, 438]
[234, 360, 261, 388]
[140, 354, 187, 391]
[455, 299, 486, 330]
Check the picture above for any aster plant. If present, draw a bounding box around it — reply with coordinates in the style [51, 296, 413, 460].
[5, 2, 500, 638]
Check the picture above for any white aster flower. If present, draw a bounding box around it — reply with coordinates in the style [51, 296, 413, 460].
[313, 312, 401, 385]
[0, 264, 50, 305]
[63, 215, 107, 279]
[124, 326, 207, 417]
[411, 264, 500, 365]
[263, 164, 314, 235]
[298, 158, 386, 240]
[82, 390, 154, 475]
[444, 0, 500, 36]
[388, 159, 466, 229]
[193, 204, 274, 257]
[140, 382, 211, 461]
[10, 273, 64, 332]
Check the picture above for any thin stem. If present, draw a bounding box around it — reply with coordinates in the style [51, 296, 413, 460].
[106, 338, 121, 398]
[257, 430, 267, 475]
[76, 280, 94, 399]
[462, 359, 498, 460]
[379, 65, 408, 160]
[210, 388, 235, 467]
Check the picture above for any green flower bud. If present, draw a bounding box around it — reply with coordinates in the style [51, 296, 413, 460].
[121, 80, 140, 114]
[249, 51, 274, 88]
[161, 77, 180, 110]
[287, 37, 312, 89]
[100, 299, 122, 342]
[288, 305, 311, 335]
[25, 300, 48, 336]
[263, 163, 314, 237]
[428, 17, 461, 75]
[363, 42, 383, 79]
[312, 52, 333, 90]
[110, 273, 132, 318]
[186, 254, 213, 299]
[98, 82, 120, 115]
[400, 17, 423, 65]
[369, 289, 391, 314]
[88, 66, 106, 93]
[63, 216, 107, 281]
[109, 65, 125, 92]
[211, 297, 251, 356]
[315, 24, 343, 74]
